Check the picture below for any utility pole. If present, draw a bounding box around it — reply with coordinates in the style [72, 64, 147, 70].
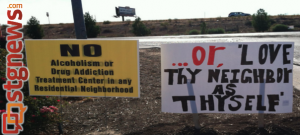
[71, 0, 87, 39]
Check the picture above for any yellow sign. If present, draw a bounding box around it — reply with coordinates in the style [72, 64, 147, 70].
[25, 40, 140, 97]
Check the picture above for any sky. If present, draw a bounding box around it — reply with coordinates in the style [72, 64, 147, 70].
[0, 0, 300, 25]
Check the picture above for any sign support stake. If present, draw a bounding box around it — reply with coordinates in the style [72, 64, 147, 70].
[71, 0, 87, 39]
[258, 79, 265, 128]
[258, 113, 264, 128]
[53, 0, 87, 134]
[192, 114, 200, 129]
[187, 79, 200, 129]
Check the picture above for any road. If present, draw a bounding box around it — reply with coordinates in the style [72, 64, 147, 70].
[95, 32, 300, 64]
[94, 32, 300, 90]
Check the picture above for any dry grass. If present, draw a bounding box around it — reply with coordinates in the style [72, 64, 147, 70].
[15, 15, 300, 39]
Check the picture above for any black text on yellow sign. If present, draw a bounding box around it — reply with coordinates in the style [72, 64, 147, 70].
[25, 40, 140, 97]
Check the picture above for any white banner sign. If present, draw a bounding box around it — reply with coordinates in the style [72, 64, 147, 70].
[161, 42, 294, 113]
[119, 7, 135, 16]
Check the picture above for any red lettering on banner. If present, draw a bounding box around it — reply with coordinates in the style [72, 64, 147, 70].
[208, 46, 225, 65]
[192, 46, 206, 66]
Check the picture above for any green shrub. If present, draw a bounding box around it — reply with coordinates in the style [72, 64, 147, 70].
[0, 48, 68, 134]
[272, 24, 289, 32]
[245, 21, 252, 26]
[0, 49, 9, 110]
[282, 20, 295, 25]
[150, 26, 156, 30]
[174, 18, 178, 23]
[270, 19, 276, 25]
[0, 36, 6, 49]
[207, 28, 225, 34]
[84, 12, 101, 38]
[160, 22, 169, 29]
[25, 16, 44, 39]
[189, 29, 200, 35]
[188, 20, 192, 26]
[102, 29, 113, 33]
[252, 9, 271, 32]
[1, 24, 8, 29]
[168, 19, 172, 23]
[200, 22, 207, 34]
[125, 19, 131, 25]
[1, 24, 8, 35]
[278, 14, 287, 19]
[132, 17, 151, 36]
[103, 20, 111, 24]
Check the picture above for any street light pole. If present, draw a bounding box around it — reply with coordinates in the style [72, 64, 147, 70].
[46, 12, 50, 24]
[46, 12, 50, 38]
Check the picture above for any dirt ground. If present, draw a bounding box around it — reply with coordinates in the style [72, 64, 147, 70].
[40, 48, 300, 135]
[48, 15, 300, 38]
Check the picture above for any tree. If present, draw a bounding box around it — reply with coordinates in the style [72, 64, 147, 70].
[0, 24, 7, 49]
[132, 17, 151, 36]
[25, 16, 44, 39]
[252, 9, 271, 32]
[84, 12, 100, 38]
[200, 22, 207, 34]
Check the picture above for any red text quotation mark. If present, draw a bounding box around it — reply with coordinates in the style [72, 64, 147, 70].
[217, 63, 223, 67]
